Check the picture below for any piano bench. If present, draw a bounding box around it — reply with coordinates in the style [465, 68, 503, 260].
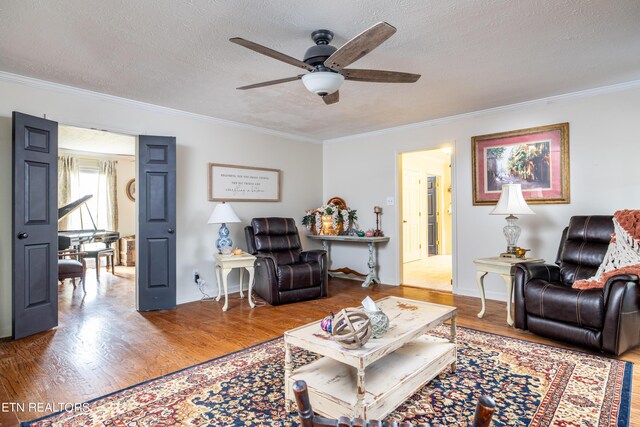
[85, 248, 116, 279]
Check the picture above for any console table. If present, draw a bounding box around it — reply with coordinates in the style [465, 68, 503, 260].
[474, 256, 544, 326]
[307, 235, 390, 287]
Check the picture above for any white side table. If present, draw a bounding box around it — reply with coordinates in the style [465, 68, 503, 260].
[213, 252, 256, 311]
[473, 256, 544, 326]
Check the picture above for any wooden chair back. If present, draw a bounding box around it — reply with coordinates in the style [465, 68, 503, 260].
[293, 380, 496, 427]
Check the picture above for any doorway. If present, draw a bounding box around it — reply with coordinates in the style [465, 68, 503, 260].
[57, 125, 137, 308]
[400, 148, 453, 292]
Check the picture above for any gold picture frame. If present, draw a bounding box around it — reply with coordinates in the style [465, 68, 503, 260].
[472, 123, 570, 205]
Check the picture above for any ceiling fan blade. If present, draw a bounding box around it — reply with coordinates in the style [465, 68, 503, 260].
[324, 22, 397, 71]
[230, 37, 314, 71]
[342, 69, 421, 83]
[323, 91, 339, 105]
[237, 76, 302, 90]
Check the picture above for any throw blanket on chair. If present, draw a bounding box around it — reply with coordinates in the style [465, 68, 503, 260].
[573, 210, 640, 289]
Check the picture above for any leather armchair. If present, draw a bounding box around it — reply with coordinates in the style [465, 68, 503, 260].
[245, 218, 328, 305]
[514, 216, 640, 355]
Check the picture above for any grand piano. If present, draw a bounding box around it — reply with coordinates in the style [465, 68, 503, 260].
[58, 195, 120, 250]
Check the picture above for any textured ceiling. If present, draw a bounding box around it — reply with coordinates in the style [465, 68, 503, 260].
[59, 126, 135, 156]
[1, 0, 640, 140]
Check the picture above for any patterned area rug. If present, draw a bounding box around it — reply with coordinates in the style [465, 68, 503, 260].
[23, 327, 632, 426]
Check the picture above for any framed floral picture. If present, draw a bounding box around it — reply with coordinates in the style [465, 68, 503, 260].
[472, 123, 570, 205]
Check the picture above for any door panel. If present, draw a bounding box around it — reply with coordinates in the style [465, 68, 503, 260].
[12, 112, 58, 339]
[402, 169, 422, 263]
[147, 238, 170, 288]
[427, 176, 438, 256]
[146, 172, 168, 221]
[25, 161, 50, 223]
[137, 135, 176, 311]
[24, 244, 51, 306]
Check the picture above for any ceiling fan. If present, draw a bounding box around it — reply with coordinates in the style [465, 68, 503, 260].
[230, 22, 421, 105]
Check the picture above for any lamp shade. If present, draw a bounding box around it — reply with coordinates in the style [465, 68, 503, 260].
[301, 72, 344, 95]
[490, 184, 535, 215]
[207, 202, 241, 224]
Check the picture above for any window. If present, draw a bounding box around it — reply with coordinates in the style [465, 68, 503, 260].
[67, 166, 100, 230]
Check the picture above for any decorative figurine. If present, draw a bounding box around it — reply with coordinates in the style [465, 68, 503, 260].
[320, 312, 334, 333]
[331, 308, 372, 349]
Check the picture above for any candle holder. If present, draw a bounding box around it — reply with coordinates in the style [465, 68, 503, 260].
[373, 206, 384, 237]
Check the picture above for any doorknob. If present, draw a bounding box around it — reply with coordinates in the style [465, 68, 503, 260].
[17, 232, 29, 239]
[403, 220, 408, 223]
[167, 228, 175, 234]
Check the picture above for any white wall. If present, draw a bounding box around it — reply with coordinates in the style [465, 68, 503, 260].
[116, 157, 136, 237]
[323, 85, 640, 301]
[0, 76, 322, 338]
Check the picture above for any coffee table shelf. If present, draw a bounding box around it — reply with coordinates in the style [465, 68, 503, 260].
[287, 335, 455, 420]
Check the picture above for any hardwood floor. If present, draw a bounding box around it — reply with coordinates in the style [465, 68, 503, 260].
[0, 269, 637, 426]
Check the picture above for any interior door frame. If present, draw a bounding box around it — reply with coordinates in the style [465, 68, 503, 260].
[397, 145, 457, 289]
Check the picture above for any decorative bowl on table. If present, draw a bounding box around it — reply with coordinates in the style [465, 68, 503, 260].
[364, 309, 389, 338]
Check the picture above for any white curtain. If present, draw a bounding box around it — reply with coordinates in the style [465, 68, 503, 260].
[57, 155, 79, 230]
[97, 160, 118, 232]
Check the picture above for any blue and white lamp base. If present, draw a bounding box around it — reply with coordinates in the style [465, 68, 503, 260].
[216, 223, 233, 251]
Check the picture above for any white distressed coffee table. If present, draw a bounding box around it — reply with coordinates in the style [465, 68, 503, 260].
[283, 296, 457, 420]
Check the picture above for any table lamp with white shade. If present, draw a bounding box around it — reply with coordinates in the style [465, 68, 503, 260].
[490, 184, 535, 254]
[208, 202, 241, 251]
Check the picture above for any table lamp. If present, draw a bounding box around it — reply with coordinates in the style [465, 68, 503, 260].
[490, 184, 535, 254]
[207, 202, 241, 251]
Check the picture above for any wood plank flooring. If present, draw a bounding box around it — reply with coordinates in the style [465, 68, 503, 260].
[0, 268, 637, 426]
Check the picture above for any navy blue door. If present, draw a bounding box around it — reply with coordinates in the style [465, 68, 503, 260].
[427, 176, 438, 256]
[12, 112, 58, 339]
[137, 136, 177, 311]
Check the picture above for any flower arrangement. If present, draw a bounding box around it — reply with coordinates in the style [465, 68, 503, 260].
[302, 204, 358, 234]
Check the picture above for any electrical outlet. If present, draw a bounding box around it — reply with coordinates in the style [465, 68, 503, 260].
[386, 197, 395, 206]
[193, 270, 200, 284]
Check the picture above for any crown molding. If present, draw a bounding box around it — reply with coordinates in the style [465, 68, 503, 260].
[3, 70, 639, 145]
[0, 71, 321, 144]
[323, 79, 640, 144]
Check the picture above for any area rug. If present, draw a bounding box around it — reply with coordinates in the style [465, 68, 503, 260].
[23, 326, 632, 426]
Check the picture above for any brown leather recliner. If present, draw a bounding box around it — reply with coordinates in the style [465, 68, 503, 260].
[245, 217, 328, 305]
[514, 216, 640, 355]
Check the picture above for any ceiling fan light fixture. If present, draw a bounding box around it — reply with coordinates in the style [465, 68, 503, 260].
[301, 72, 344, 96]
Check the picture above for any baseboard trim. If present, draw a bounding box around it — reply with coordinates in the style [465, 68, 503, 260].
[454, 286, 508, 303]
